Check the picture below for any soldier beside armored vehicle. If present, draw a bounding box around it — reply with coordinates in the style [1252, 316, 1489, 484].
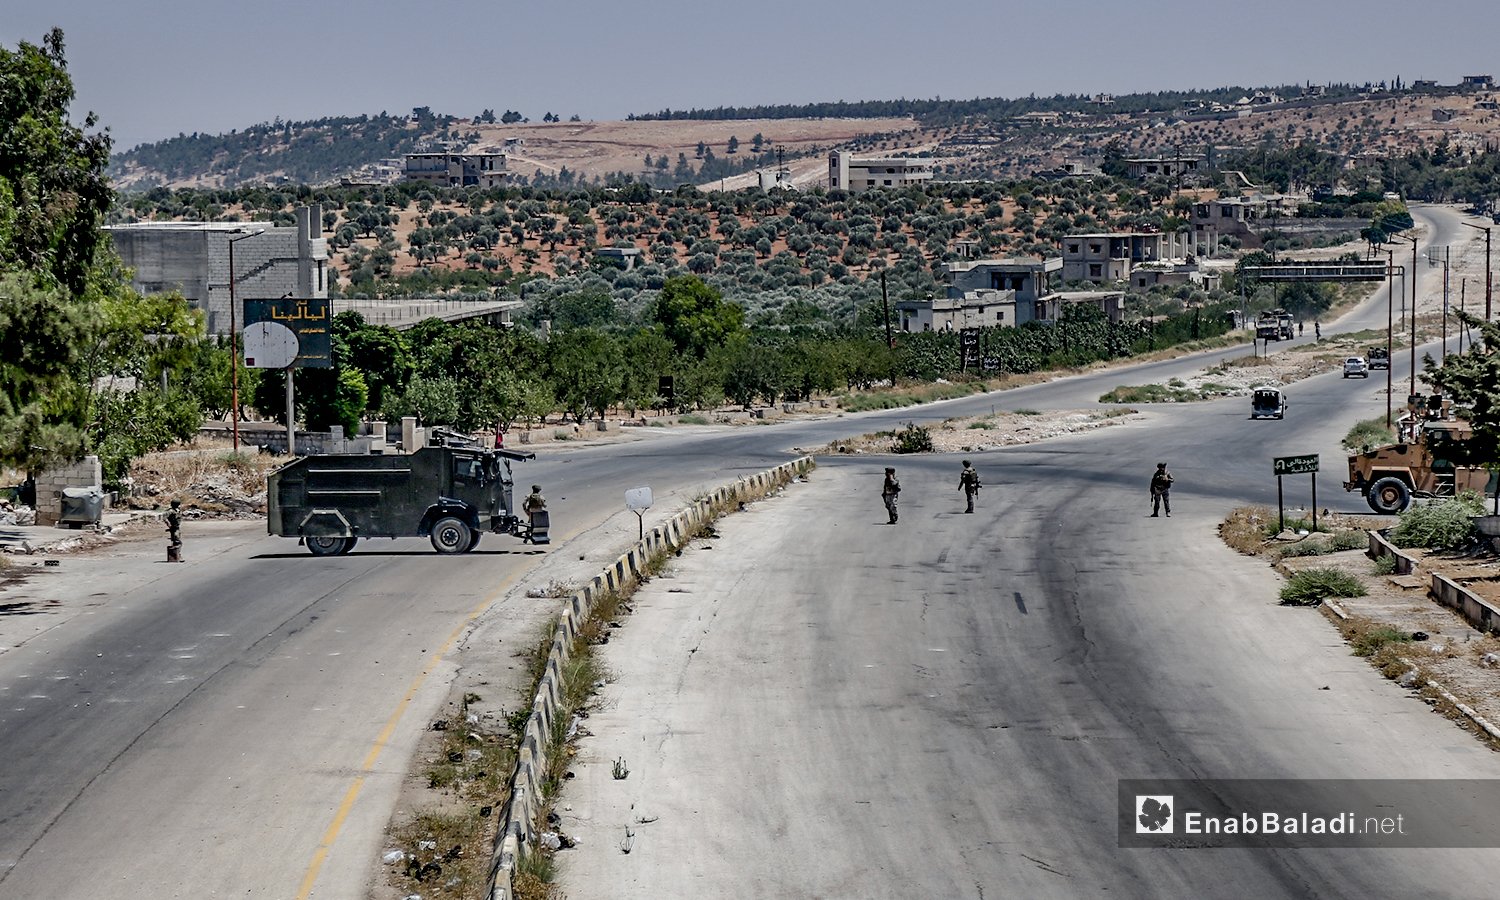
[266, 439, 549, 555]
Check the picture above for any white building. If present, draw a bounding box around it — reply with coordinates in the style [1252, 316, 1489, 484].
[828, 150, 934, 192]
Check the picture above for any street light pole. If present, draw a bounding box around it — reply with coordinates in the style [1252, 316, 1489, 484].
[1461, 221, 1491, 321]
[226, 229, 265, 452]
[1385, 248, 1395, 427]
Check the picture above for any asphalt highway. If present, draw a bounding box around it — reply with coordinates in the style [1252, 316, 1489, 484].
[0, 205, 1486, 898]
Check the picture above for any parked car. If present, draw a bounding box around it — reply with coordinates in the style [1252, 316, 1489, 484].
[1251, 388, 1288, 419]
[1343, 356, 1369, 378]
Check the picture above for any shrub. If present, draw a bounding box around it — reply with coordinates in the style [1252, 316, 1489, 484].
[1280, 567, 1367, 606]
[1389, 495, 1484, 550]
[1352, 625, 1412, 657]
[892, 422, 933, 454]
[1343, 417, 1396, 453]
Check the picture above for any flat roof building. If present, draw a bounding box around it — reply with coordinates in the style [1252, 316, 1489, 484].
[828, 150, 934, 193]
[106, 205, 329, 336]
[404, 152, 508, 188]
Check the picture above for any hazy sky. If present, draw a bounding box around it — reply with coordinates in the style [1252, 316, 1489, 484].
[5, 0, 1498, 152]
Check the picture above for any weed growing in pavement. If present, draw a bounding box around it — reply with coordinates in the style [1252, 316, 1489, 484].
[1390, 493, 1485, 550]
[1372, 554, 1398, 575]
[1277, 531, 1369, 559]
[512, 850, 560, 900]
[1351, 624, 1415, 657]
[386, 690, 514, 900]
[892, 422, 934, 453]
[1280, 568, 1368, 606]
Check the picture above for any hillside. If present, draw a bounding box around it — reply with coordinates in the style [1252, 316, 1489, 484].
[107, 82, 1500, 193]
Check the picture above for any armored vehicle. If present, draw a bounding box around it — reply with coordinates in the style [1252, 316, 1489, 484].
[1368, 347, 1390, 370]
[267, 444, 549, 555]
[1344, 418, 1489, 514]
[1255, 308, 1295, 341]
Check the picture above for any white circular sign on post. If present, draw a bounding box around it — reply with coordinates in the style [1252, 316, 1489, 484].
[243, 321, 299, 369]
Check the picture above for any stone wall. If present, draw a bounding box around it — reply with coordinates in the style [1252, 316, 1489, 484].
[34, 456, 103, 526]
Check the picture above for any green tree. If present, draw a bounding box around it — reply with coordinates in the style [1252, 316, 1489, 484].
[1425, 312, 1500, 499]
[648, 275, 746, 358]
[547, 328, 624, 421]
[0, 29, 113, 295]
[0, 275, 86, 468]
[342, 321, 413, 412]
[384, 374, 461, 427]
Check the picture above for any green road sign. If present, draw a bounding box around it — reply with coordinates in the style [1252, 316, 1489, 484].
[1273, 454, 1319, 475]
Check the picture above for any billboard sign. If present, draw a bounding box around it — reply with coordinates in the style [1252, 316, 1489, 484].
[243, 298, 333, 368]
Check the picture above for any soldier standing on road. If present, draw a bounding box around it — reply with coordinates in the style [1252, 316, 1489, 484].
[959, 459, 982, 513]
[522, 484, 546, 517]
[1314, 321, 1321, 340]
[1149, 463, 1174, 517]
[881, 467, 901, 524]
[166, 499, 183, 558]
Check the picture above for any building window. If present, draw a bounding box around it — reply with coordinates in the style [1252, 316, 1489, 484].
[1089, 243, 1102, 254]
[1033, 301, 1047, 320]
[884, 180, 892, 186]
[1089, 263, 1102, 278]
[1067, 243, 1079, 254]
[996, 311, 1004, 321]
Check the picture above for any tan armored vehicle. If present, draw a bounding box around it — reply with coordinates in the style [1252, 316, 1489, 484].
[1344, 413, 1490, 514]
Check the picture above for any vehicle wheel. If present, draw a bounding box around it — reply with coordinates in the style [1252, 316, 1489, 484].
[1367, 477, 1412, 515]
[338, 536, 359, 555]
[465, 530, 482, 552]
[430, 516, 472, 555]
[307, 535, 345, 556]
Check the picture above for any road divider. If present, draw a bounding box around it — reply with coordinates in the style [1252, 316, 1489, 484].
[489, 456, 815, 900]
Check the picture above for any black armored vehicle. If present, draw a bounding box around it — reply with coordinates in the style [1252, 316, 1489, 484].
[266, 439, 549, 555]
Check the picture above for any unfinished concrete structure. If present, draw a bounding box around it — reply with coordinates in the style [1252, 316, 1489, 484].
[827, 150, 934, 193]
[404, 152, 508, 188]
[107, 206, 329, 335]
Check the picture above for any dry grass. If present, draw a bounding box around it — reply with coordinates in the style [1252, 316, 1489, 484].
[124, 447, 277, 513]
[384, 692, 514, 900]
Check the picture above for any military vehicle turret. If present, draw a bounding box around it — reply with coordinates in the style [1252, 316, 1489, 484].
[1343, 409, 1490, 514]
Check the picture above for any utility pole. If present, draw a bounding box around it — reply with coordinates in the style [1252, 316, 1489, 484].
[880, 270, 894, 348]
[1385, 249, 1395, 427]
[226, 228, 265, 453]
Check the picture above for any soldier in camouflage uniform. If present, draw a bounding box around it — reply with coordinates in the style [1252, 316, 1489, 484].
[881, 467, 901, 524]
[959, 460, 982, 513]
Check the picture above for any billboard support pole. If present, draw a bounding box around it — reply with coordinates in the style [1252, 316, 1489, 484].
[286, 368, 296, 456]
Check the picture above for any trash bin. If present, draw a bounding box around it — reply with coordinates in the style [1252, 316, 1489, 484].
[58, 487, 105, 527]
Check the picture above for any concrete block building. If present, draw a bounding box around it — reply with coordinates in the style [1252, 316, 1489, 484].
[1061, 232, 1169, 284]
[404, 152, 507, 188]
[942, 257, 1061, 307]
[895, 290, 1016, 332]
[107, 206, 330, 336]
[828, 150, 934, 193]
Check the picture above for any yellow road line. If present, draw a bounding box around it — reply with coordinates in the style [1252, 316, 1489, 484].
[296, 570, 521, 899]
